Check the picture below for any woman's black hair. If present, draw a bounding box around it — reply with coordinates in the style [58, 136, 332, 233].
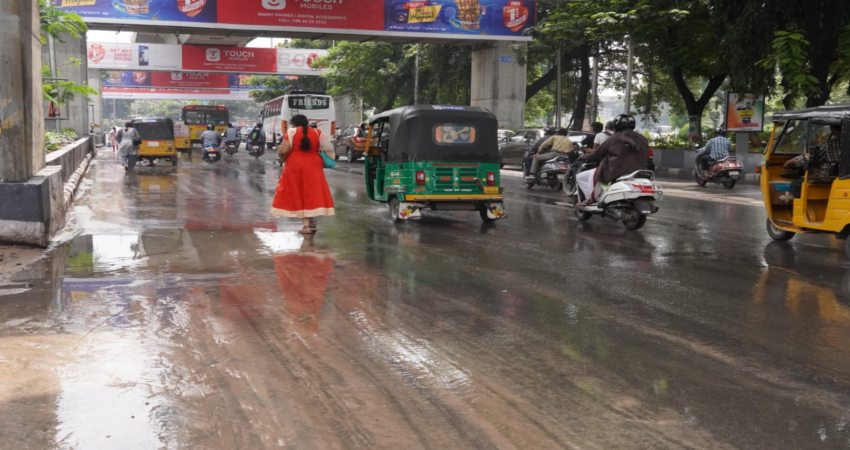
[124, 121, 132, 128]
[291, 114, 311, 151]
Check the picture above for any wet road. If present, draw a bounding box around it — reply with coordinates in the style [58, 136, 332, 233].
[3, 150, 850, 449]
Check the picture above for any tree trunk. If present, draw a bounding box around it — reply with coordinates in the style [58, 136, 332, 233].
[802, 0, 843, 107]
[525, 47, 581, 101]
[571, 45, 591, 131]
[671, 67, 726, 144]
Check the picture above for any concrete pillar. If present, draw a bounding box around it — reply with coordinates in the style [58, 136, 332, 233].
[0, 0, 44, 182]
[87, 68, 103, 127]
[470, 42, 526, 130]
[334, 95, 364, 128]
[44, 33, 90, 136]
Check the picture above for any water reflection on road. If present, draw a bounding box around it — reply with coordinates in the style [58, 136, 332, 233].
[2, 153, 850, 448]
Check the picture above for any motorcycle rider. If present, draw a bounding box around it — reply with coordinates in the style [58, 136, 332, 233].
[247, 123, 266, 151]
[593, 121, 615, 151]
[577, 114, 649, 204]
[698, 127, 732, 172]
[200, 124, 221, 151]
[584, 122, 603, 148]
[523, 126, 556, 176]
[527, 128, 575, 180]
[223, 122, 239, 148]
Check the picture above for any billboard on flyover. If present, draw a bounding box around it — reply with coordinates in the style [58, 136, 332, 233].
[56, 0, 535, 41]
[87, 42, 327, 75]
[99, 69, 291, 100]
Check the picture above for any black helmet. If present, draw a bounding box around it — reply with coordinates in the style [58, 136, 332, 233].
[255, 122, 262, 128]
[543, 126, 556, 135]
[612, 114, 636, 132]
[556, 127, 569, 136]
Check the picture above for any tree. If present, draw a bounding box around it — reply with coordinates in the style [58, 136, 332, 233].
[38, 0, 97, 107]
[322, 42, 414, 112]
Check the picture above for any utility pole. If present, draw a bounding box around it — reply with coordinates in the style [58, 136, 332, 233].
[625, 37, 634, 114]
[555, 49, 562, 128]
[590, 47, 599, 122]
[413, 50, 420, 105]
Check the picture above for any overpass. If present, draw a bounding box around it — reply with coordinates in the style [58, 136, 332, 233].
[0, 0, 535, 245]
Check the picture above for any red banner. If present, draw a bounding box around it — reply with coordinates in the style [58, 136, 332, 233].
[217, 0, 383, 30]
[150, 71, 230, 89]
[182, 45, 278, 72]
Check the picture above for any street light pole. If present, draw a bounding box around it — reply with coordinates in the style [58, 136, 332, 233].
[414, 50, 419, 105]
[556, 49, 562, 128]
[625, 37, 634, 114]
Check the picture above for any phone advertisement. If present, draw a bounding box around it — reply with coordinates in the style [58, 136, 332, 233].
[384, 0, 533, 36]
[54, 0, 218, 22]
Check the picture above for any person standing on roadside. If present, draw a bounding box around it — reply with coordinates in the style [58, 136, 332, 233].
[271, 114, 335, 235]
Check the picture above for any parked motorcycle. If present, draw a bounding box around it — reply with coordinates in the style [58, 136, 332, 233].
[224, 140, 239, 156]
[572, 170, 663, 230]
[694, 149, 743, 189]
[202, 145, 221, 163]
[248, 143, 265, 159]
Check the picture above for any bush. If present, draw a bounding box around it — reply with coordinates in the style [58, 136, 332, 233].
[45, 128, 79, 153]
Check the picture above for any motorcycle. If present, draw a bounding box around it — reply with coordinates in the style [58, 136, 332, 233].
[694, 149, 743, 189]
[202, 144, 221, 163]
[524, 144, 584, 192]
[572, 170, 663, 230]
[224, 140, 239, 156]
[562, 151, 594, 197]
[248, 143, 265, 159]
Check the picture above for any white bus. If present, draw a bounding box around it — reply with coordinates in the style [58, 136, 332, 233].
[260, 93, 336, 148]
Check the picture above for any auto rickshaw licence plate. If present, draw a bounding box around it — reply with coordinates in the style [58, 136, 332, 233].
[483, 186, 499, 194]
[148, 142, 159, 146]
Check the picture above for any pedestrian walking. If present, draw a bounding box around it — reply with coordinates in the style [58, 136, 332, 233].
[109, 127, 118, 152]
[117, 122, 140, 171]
[270, 114, 335, 234]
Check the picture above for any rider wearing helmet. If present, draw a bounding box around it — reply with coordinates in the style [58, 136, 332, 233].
[248, 122, 266, 148]
[200, 124, 221, 149]
[577, 114, 650, 204]
[523, 126, 557, 176]
[699, 126, 732, 171]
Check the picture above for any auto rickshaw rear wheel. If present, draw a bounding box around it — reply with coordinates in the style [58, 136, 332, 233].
[388, 197, 402, 223]
[171, 156, 178, 166]
[766, 218, 795, 241]
[844, 238, 850, 261]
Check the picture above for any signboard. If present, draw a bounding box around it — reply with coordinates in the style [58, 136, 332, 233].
[101, 70, 286, 90]
[101, 86, 252, 101]
[725, 93, 765, 132]
[57, 0, 536, 41]
[88, 42, 327, 75]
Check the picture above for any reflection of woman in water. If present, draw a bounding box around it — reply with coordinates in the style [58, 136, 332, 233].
[274, 252, 334, 332]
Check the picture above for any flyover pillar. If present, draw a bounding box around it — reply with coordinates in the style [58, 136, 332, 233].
[0, 0, 44, 182]
[44, 34, 90, 136]
[470, 42, 526, 130]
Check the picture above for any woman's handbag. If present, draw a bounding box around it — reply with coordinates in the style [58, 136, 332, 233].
[319, 149, 336, 169]
[277, 139, 292, 162]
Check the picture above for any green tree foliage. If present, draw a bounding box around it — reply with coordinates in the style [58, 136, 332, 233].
[38, 0, 96, 105]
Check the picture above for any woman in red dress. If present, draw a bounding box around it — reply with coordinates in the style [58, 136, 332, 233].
[270, 114, 335, 234]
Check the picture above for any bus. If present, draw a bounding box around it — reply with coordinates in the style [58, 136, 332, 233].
[260, 93, 336, 149]
[177, 105, 230, 153]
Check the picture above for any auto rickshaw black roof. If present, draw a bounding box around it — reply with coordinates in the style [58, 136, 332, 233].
[368, 105, 500, 163]
[772, 104, 850, 125]
[130, 117, 175, 140]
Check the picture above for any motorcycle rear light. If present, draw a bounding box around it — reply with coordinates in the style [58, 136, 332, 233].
[416, 170, 426, 185]
[486, 172, 495, 186]
[354, 136, 363, 143]
[631, 184, 655, 193]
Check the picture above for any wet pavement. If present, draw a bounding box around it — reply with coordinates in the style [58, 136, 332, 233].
[2, 150, 850, 449]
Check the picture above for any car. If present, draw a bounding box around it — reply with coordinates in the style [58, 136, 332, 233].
[497, 129, 515, 141]
[498, 128, 544, 166]
[334, 124, 368, 162]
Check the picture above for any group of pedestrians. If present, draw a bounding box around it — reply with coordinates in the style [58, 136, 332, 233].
[105, 122, 142, 171]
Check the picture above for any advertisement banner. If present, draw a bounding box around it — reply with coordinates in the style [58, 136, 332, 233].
[54, 0, 218, 22]
[384, 0, 533, 37]
[150, 71, 230, 88]
[102, 86, 252, 101]
[89, 42, 327, 75]
[218, 0, 383, 30]
[58, 0, 536, 41]
[182, 45, 278, 72]
[102, 70, 285, 90]
[725, 93, 765, 132]
[87, 42, 182, 71]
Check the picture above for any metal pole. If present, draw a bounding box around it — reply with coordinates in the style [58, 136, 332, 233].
[590, 49, 599, 122]
[625, 37, 634, 114]
[556, 49, 562, 127]
[414, 50, 419, 105]
[358, 96, 363, 122]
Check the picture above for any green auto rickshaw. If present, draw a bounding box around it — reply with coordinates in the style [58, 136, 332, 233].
[364, 105, 506, 223]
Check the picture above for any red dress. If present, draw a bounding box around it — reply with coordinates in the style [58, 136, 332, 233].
[271, 127, 335, 218]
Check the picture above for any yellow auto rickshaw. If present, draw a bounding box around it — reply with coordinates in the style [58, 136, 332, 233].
[131, 117, 178, 166]
[761, 105, 850, 258]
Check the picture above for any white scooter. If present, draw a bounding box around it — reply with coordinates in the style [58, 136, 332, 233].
[573, 170, 663, 230]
